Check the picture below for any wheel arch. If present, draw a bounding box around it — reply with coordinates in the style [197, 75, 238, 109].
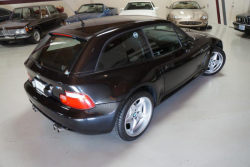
[215, 40, 223, 50]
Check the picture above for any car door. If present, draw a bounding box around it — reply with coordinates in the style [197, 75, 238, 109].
[39, 6, 53, 34]
[142, 23, 203, 94]
[0, 8, 11, 22]
[46, 5, 60, 28]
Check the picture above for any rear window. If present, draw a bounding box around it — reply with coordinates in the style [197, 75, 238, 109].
[30, 36, 86, 74]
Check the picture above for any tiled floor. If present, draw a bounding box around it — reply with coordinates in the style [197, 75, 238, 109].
[0, 24, 250, 167]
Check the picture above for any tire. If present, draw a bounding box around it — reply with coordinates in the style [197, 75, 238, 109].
[203, 47, 226, 76]
[200, 25, 208, 31]
[0, 41, 9, 45]
[112, 91, 154, 141]
[29, 29, 41, 44]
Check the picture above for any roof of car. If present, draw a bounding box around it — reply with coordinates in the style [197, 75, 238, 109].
[13, 4, 54, 9]
[52, 15, 165, 38]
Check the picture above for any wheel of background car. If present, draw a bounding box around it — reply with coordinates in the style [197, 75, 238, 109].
[203, 47, 226, 76]
[29, 29, 41, 44]
[112, 91, 154, 141]
[200, 25, 208, 31]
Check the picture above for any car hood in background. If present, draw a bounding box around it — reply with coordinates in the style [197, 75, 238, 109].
[119, 10, 156, 17]
[0, 19, 32, 29]
[171, 9, 208, 20]
[66, 13, 104, 22]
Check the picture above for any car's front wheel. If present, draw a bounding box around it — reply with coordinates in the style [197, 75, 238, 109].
[112, 91, 154, 141]
[29, 29, 41, 44]
[203, 47, 226, 76]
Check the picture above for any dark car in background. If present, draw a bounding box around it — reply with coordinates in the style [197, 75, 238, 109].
[64, 3, 118, 24]
[24, 16, 226, 141]
[0, 5, 67, 44]
[0, 7, 12, 23]
[233, 13, 250, 33]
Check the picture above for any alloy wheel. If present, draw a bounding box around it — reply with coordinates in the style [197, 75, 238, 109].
[124, 97, 153, 137]
[205, 51, 224, 74]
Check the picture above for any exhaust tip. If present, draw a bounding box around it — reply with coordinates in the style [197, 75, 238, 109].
[53, 124, 64, 133]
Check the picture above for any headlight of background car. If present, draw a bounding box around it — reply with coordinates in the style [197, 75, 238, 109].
[15, 28, 27, 35]
[200, 16, 208, 20]
[172, 16, 181, 20]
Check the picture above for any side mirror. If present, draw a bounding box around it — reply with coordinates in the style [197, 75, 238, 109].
[166, 6, 170, 9]
[155, 7, 159, 10]
[120, 8, 124, 11]
[184, 41, 194, 52]
[201, 6, 205, 9]
[74, 11, 77, 14]
[44, 15, 49, 18]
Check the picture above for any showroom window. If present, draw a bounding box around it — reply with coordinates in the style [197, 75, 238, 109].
[0, 9, 10, 16]
[142, 24, 181, 57]
[97, 30, 152, 70]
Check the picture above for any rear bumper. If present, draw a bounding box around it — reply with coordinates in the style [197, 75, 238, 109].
[233, 22, 250, 33]
[24, 81, 119, 135]
[0, 35, 30, 41]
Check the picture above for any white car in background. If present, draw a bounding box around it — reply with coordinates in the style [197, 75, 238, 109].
[120, 1, 159, 17]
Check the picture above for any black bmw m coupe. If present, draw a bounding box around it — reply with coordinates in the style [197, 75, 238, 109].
[24, 16, 226, 141]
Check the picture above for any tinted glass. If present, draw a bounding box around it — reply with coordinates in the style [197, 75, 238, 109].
[175, 27, 190, 43]
[172, 1, 200, 9]
[143, 24, 181, 57]
[22, 7, 39, 19]
[41, 6, 48, 18]
[11, 8, 22, 19]
[30, 36, 86, 74]
[0, 9, 10, 16]
[47, 5, 56, 14]
[125, 2, 153, 10]
[78, 4, 104, 13]
[97, 30, 152, 70]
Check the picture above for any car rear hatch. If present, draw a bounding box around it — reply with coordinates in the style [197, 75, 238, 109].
[25, 32, 96, 110]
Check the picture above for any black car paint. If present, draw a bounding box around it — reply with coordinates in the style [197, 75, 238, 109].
[24, 16, 223, 134]
[233, 13, 250, 33]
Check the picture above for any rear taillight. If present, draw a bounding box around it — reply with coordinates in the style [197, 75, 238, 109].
[60, 91, 95, 110]
[28, 73, 32, 82]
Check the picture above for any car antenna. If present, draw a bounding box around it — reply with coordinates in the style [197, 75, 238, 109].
[62, 0, 85, 31]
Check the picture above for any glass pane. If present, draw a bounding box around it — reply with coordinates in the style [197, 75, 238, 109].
[125, 2, 153, 10]
[175, 28, 190, 43]
[97, 30, 152, 70]
[30, 36, 86, 73]
[143, 24, 181, 57]
[0, 9, 9, 16]
[78, 4, 104, 13]
[41, 6, 48, 18]
[172, 1, 200, 9]
[48, 6, 56, 14]
[11, 8, 22, 19]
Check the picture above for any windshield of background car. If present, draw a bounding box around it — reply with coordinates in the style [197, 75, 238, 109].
[11, 7, 40, 19]
[172, 1, 200, 9]
[77, 4, 104, 13]
[125, 2, 153, 10]
[30, 36, 87, 74]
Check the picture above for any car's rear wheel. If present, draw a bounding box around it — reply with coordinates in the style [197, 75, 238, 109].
[203, 47, 226, 76]
[29, 29, 41, 44]
[112, 91, 154, 141]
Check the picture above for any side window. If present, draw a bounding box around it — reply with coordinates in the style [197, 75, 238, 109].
[175, 27, 190, 44]
[47, 6, 56, 15]
[22, 8, 31, 19]
[0, 9, 10, 16]
[32, 7, 40, 18]
[41, 6, 48, 18]
[97, 30, 152, 70]
[142, 24, 181, 57]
